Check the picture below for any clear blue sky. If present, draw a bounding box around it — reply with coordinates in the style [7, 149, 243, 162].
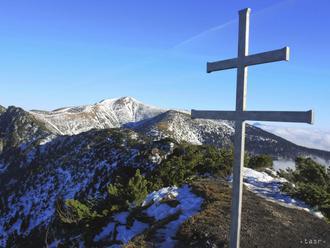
[0, 0, 329, 128]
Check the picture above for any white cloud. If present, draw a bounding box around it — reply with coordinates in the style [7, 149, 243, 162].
[254, 123, 330, 152]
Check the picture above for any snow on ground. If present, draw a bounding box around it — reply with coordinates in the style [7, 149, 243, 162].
[93, 185, 203, 247]
[39, 134, 57, 145]
[229, 167, 324, 218]
[0, 163, 7, 174]
[143, 186, 179, 205]
[113, 211, 129, 224]
[94, 222, 116, 242]
[116, 220, 149, 243]
[146, 185, 204, 248]
[48, 239, 61, 248]
[30, 96, 166, 136]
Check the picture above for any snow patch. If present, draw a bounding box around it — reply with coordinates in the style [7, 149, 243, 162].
[145, 185, 203, 247]
[229, 167, 324, 218]
[114, 211, 129, 224]
[94, 185, 203, 247]
[0, 163, 7, 174]
[143, 186, 179, 206]
[116, 220, 149, 243]
[93, 222, 116, 242]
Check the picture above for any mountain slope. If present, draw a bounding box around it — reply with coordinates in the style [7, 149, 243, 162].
[30, 97, 166, 135]
[130, 110, 234, 146]
[131, 110, 330, 162]
[0, 106, 51, 153]
[0, 105, 5, 115]
[1, 128, 328, 247]
[0, 128, 173, 247]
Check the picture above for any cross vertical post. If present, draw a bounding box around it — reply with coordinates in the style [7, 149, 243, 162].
[230, 8, 250, 248]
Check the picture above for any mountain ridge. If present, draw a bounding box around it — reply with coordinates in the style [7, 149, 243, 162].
[29, 96, 166, 135]
[1, 96, 329, 163]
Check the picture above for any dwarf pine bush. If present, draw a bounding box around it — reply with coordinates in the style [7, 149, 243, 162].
[280, 157, 330, 220]
[57, 141, 267, 227]
[127, 169, 148, 207]
[56, 199, 100, 224]
[107, 169, 148, 210]
[247, 154, 273, 170]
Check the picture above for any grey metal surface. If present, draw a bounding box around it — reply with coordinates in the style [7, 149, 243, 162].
[191, 110, 313, 124]
[229, 8, 250, 248]
[207, 47, 289, 73]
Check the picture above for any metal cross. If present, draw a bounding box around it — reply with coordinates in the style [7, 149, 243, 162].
[191, 8, 313, 248]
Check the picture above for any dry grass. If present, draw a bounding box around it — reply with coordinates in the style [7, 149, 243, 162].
[176, 178, 330, 248]
[125, 177, 330, 248]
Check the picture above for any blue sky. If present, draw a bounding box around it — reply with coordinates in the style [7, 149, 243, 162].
[0, 0, 329, 129]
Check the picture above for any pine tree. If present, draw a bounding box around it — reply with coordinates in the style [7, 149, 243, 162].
[56, 198, 99, 224]
[127, 169, 148, 207]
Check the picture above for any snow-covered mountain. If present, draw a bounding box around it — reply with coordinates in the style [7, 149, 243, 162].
[29, 97, 166, 135]
[1, 96, 329, 163]
[130, 110, 330, 162]
[130, 110, 235, 146]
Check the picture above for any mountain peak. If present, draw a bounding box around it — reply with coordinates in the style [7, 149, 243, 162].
[120, 96, 139, 102]
[29, 96, 166, 135]
[99, 96, 140, 105]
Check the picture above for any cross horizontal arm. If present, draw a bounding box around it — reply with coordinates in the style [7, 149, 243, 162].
[207, 58, 238, 73]
[206, 47, 289, 73]
[243, 47, 289, 67]
[191, 109, 313, 124]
